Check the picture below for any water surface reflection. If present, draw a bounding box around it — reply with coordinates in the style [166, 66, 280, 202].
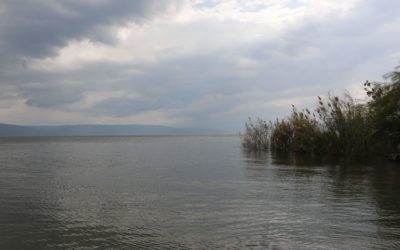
[243, 150, 400, 249]
[0, 136, 399, 249]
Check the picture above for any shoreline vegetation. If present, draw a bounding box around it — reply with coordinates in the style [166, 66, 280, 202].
[242, 67, 400, 161]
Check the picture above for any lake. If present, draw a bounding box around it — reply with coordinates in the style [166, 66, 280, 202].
[0, 135, 399, 249]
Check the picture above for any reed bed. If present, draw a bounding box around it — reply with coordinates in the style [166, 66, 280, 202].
[242, 67, 400, 160]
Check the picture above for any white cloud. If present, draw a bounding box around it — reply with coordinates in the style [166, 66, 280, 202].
[29, 0, 360, 71]
[0, 0, 399, 131]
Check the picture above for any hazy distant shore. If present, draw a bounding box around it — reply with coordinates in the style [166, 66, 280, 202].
[0, 123, 229, 137]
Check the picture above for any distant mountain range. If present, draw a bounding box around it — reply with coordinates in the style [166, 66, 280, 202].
[0, 123, 223, 136]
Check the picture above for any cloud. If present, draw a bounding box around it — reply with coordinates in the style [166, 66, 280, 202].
[0, 0, 399, 130]
[0, 0, 183, 59]
[20, 83, 84, 108]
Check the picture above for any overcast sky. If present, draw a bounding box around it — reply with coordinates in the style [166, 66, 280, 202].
[0, 0, 399, 131]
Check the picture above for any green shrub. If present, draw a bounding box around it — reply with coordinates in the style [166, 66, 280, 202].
[365, 68, 400, 156]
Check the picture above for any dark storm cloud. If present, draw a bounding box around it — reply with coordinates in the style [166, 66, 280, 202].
[19, 84, 84, 108]
[0, 0, 183, 112]
[0, 0, 182, 59]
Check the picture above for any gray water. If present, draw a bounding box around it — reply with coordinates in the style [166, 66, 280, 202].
[0, 135, 399, 249]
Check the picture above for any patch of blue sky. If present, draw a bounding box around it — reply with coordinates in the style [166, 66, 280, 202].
[193, 0, 220, 9]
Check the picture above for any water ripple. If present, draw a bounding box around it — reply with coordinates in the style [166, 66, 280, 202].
[0, 136, 399, 249]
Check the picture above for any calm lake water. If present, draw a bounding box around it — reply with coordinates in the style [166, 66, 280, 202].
[0, 135, 399, 249]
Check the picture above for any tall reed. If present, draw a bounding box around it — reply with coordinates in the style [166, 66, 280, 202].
[241, 118, 269, 150]
[242, 67, 400, 160]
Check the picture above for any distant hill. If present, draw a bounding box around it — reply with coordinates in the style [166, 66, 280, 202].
[0, 123, 221, 136]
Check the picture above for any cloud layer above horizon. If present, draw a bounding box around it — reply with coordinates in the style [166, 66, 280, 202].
[1, 0, 399, 131]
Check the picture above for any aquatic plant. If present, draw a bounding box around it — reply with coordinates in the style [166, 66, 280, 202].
[315, 93, 370, 156]
[241, 118, 269, 150]
[242, 66, 400, 160]
[270, 106, 323, 154]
